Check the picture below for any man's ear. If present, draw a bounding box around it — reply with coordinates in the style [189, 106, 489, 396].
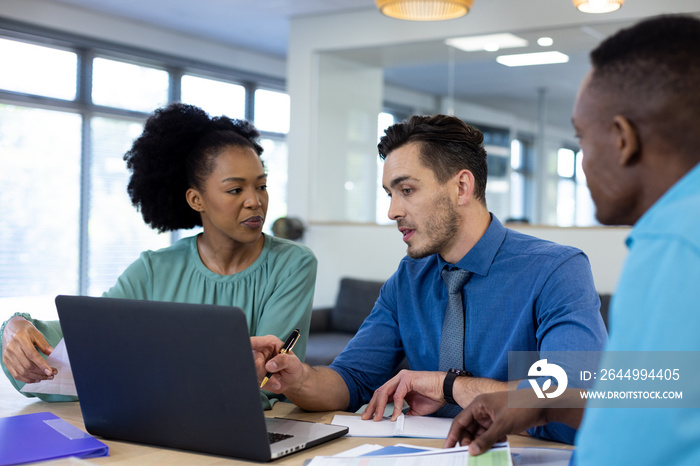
[613, 115, 640, 166]
[455, 169, 476, 206]
[186, 188, 204, 212]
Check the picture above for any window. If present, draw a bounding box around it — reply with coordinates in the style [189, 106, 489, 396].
[556, 148, 597, 226]
[509, 137, 534, 223]
[574, 151, 597, 226]
[0, 32, 287, 320]
[181, 75, 246, 119]
[88, 117, 171, 295]
[259, 138, 288, 233]
[477, 124, 511, 222]
[253, 89, 291, 231]
[510, 140, 526, 220]
[254, 88, 290, 134]
[92, 57, 169, 112]
[0, 38, 77, 100]
[557, 148, 577, 226]
[0, 105, 81, 300]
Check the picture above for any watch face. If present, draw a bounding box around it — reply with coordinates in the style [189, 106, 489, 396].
[449, 369, 472, 377]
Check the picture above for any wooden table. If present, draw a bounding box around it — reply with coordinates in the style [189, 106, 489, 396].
[0, 378, 572, 465]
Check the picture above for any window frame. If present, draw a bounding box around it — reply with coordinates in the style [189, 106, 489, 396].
[0, 21, 287, 296]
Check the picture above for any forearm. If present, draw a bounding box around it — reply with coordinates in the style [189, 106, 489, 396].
[1, 317, 29, 393]
[284, 365, 350, 412]
[451, 377, 585, 428]
[542, 389, 587, 429]
[453, 376, 516, 408]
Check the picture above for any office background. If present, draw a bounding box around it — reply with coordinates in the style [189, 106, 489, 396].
[2, 0, 697, 318]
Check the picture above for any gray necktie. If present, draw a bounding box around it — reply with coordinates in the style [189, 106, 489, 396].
[436, 267, 471, 418]
[439, 267, 471, 371]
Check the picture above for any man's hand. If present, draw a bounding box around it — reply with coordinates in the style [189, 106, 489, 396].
[444, 388, 582, 455]
[250, 335, 305, 393]
[445, 388, 587, 455]
[444, 391, 544, 454]
[250, 335, 351, 412]
[2, 316, 57, 384]
[362, 370, 446, 421]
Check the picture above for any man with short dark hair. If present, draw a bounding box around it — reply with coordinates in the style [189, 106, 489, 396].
[253, 114, 606, 443]
[445, 14, 700, 464]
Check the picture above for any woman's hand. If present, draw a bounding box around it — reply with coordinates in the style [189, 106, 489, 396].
[2, 316, 57, 384]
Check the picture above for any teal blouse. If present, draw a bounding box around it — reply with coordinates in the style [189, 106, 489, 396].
[1, 234, 317, 406]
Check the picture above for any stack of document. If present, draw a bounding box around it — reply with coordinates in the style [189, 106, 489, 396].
[307, 442, 512, 465]
[325, 414, 573, 466]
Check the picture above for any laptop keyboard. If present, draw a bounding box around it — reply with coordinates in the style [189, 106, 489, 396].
[268, 431, 294, 444]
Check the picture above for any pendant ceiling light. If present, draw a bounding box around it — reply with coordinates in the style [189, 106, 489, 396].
[375, 0, 474, 21]
[573, 0, 624, 13]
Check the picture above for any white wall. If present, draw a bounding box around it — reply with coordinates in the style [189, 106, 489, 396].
[304, 224, 405, 307]
[305, 223, 630, 308]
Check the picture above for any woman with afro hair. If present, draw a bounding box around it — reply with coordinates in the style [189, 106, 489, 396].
[1, 103, 317, 409]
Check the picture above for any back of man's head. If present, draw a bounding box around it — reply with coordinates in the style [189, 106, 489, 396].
[378, 115, 488, 204]
[589, 15, 700, 161]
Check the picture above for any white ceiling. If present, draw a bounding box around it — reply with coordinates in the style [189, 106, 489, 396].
[46, 0, 700, 130]
[50, 0, 370, 57]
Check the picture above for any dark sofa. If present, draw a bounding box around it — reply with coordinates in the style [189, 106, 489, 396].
[305, 277, 384, 366]
[305, 276, 612, 367]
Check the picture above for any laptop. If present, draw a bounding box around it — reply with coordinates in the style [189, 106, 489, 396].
[55, 295, 348, 462]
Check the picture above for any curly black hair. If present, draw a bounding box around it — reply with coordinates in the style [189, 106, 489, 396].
[124, 103, 264, 232]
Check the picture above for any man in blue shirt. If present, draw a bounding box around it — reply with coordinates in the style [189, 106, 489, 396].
[253, 115, 606, 443]
[445, 15, 700, 465]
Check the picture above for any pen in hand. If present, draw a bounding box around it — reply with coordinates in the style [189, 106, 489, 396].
[260, 329, 300, 388]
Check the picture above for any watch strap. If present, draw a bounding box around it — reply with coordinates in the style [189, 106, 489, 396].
[443, 369, 472, 405]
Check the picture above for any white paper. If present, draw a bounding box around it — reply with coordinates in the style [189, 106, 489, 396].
[307, 444, 513, 466]
[395, 443, 441, 452]
[510, 447, 572, 466]
[331, 414, 453, 438]
[20, 338, 77, 396]
[333, 443, 437, 458]
[332, 444, 385, 457]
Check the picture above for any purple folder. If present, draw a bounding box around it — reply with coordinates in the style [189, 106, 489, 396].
[0, 412, 108, 466]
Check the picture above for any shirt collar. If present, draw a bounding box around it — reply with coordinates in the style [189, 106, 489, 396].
[437, 213, 506, 277]
[627, 161, 700, 249]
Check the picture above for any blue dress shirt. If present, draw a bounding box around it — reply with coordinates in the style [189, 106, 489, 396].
[575, 162, 700, 465]
[330, 215, 607, 443]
